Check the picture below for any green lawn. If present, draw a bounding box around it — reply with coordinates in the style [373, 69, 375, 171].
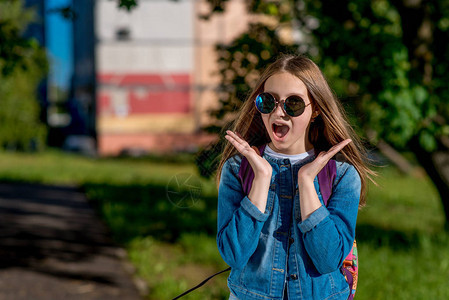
[0, 149, 447, 299]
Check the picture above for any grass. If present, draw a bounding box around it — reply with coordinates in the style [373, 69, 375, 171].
[0, 149, 447, 299]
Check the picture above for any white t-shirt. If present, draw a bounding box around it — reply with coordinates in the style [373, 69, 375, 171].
[265, 144, 315, 165]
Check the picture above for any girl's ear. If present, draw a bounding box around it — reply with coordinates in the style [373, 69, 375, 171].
[310, 110, 320, 123]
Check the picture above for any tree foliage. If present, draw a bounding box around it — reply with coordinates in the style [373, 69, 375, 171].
[294, 0, 449, 152]
[0, 0, 48, 151]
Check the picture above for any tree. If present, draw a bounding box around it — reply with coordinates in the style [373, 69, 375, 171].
[0, 0, 48, 151]
[0, 0, 136, 151]
[198, 0, 449, 228]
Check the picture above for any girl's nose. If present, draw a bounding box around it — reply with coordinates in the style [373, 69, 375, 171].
[273, 102, 287, 118]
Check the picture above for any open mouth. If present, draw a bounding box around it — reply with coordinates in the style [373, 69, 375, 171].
[272, 123, 290, 140]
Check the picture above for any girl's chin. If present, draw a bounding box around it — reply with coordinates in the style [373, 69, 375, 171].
[269, 138, 290, 151]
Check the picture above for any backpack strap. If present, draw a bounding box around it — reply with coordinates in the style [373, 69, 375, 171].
[238, 144, 336, 201]
[317, 159, 337, 205]
[238, 144, 267, 195]
[317, 159, 358, 300]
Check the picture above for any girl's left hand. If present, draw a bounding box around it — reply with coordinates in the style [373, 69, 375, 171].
[297, 139, 352, 183]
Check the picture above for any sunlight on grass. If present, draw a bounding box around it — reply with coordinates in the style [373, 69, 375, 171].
[0, 149, 206, 187]
[358, 166, 444, 233]
[128, 235, 229, 300]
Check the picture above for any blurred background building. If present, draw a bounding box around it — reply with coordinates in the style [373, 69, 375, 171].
[27, 0, 252, 156]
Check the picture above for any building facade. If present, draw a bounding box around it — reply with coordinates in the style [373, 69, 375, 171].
[95, 0, 250, 155]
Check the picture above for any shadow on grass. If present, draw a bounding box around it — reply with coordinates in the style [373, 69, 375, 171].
[83, 179, 449, 256]
[356, 223, 447, 251]
[83, 182, 218, 245]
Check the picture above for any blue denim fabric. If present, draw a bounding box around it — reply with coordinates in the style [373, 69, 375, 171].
[217, 152, 361, 300]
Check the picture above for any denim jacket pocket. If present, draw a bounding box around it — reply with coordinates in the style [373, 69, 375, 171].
[238, 232, 274, 295]
[236, 183, 277, 296]
[310, 269, 349, 300]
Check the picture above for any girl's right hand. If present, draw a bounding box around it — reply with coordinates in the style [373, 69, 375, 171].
[225, 130, 272, 180]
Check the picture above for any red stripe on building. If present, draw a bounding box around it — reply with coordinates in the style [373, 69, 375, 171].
[97, 73, 191, 114]
[128, 90, 190, 114]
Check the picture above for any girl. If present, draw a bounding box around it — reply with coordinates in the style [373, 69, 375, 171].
[216, 54, 372, 300]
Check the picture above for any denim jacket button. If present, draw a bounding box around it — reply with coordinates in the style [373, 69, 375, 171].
[289, 237, 294, 244]
[290, 274, 298, 280]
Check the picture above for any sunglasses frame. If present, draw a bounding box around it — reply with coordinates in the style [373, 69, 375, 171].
[254, 92, 311, 117]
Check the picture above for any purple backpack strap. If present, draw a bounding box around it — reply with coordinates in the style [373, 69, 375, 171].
[343, 268, 355, 300]
[318, 159, 358, 300]
[317, 159, 337, 205]
[238, 144, 267, 195]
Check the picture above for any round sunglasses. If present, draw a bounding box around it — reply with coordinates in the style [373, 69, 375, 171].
[254, 92, 311, 117]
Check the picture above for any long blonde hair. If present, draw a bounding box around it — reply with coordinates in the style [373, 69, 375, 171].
[216, 54, 374, 205]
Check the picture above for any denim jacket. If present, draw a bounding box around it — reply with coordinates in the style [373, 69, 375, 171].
[217, 152, 361, 300]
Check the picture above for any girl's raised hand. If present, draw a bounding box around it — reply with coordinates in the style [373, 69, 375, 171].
[225, 130, 272, 179]
[297, 139, 352, 183]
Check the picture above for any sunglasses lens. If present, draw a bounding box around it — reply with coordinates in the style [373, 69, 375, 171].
[255, 93, 276, 114]
[285, 95, 306, 117]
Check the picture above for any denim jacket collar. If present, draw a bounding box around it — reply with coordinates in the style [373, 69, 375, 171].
[263, 151, 316, 190]
[263, 151, 316, 168]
